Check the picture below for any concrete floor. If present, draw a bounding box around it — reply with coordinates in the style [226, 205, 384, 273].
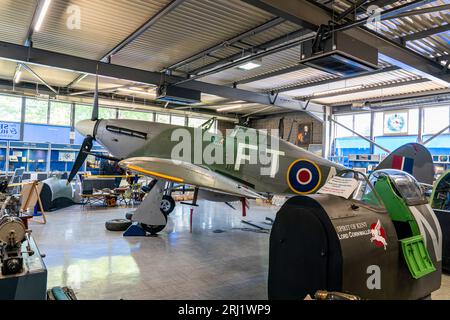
[30, 201, 450, 300]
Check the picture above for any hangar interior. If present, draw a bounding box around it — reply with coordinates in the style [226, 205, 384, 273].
[0, 0, 449, 300]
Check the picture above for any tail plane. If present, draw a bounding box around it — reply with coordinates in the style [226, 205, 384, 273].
[376, 143, 434, 185]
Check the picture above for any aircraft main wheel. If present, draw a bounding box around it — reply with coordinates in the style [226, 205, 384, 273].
[160, 195, 175, 215]
[141, 214, 168, 235]
[125, 212, 134, 220]
[105, 219, 132, 231]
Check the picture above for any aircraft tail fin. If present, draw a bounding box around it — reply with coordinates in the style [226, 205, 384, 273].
[376, 143, 434, 185]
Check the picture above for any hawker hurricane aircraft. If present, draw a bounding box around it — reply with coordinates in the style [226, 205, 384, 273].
[68, 76, 435, 235]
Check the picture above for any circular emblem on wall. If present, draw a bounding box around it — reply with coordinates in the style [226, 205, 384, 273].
[287, 159, 322, 195]
[387, 114, 405, 132]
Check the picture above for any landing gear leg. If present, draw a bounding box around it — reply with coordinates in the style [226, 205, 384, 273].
[131, 179, 168, 235]
[189, 187, 199, 233]
[241, 198, 248, 217]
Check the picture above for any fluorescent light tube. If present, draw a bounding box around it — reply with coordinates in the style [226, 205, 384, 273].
[237, 62, 261, 71]
[34, 0, 52, 31]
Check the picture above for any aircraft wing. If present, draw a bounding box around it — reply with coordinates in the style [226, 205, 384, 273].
[119, 157, 265, 199]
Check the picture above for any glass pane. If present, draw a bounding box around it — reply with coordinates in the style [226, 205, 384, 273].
[373, 112, 383, 137]
[118, 109, 153, 121]
[49, 101, 71, 126]
[74, 104, 93, 123]
[25, 98, 48, 124]
[0, 95, 22, 122]
[384, 111, 408, 135]
[99, 107, 116, 119]
[171, 115, 185, 126]
[188, 117, 206, 128]
[156, 113, 170, 124]
[424, 106, 449, 134]
[208, 119, 217, 134]
[354, 113, 371, 137]
[408, 109, 419, 135]
[335, 115, 353, 138]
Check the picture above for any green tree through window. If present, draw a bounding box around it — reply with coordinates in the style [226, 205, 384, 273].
[0, 95, 22, 122]
[25, 99, 48, 124]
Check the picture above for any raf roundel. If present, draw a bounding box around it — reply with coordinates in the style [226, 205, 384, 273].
[287, 159, 322, 195]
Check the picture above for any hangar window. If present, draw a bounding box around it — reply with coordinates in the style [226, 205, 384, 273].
[171, 115, 186, 126]
[99, 107, 116, 119]
[373, 112, 384, 137]
[49, 101, 71, 126]
[74, 104, 93, 123]
[423, 106, 449, 134]
[354, 113, 371, 137]
[335, 114, 353, 137]
[25, 98, 48, 124]
[156, 113, 170, 124]
[119, 109, 153, 121]
[0, 95, 22, 122]
[188, 117, 206, 129]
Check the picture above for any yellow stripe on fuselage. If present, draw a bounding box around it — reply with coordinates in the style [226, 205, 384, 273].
[127, 164, 184, 183]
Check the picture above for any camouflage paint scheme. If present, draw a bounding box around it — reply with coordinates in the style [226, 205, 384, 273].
[79, 119, 345, 198]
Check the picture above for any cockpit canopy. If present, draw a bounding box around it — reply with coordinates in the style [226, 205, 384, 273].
[370, 169, 428, 206]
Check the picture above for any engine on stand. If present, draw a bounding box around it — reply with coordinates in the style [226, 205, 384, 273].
[0, 215, 32, 276]
[0, 178, 33, 276]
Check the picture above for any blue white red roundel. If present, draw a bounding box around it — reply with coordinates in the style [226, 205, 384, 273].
[287, 159, 322, 194]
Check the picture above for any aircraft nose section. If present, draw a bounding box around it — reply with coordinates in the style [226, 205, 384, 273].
[75, 119, 96, 137]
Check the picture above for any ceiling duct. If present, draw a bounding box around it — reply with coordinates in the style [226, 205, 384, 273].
[301, 32, 378, 77]
[156, 85, 201, 105]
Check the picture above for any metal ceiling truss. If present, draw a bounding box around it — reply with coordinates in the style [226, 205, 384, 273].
[242, 0, 450, 86]
[278, 66, 400, 93]
[0, 40, 324, 117]
[66, 0, 187, 88]
[0, 78, 236, 122]
[188, 28, 312, 75]
[232, 63, 309, 86]
[401, 24, 450, 42]
[163, 17, 285, 72]
[381, 4, 450, 20]
[298, 78, 429, 100]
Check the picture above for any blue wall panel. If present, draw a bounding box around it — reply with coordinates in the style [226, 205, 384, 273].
[24, 124, 71, 144]
[373, 136, 418, 154]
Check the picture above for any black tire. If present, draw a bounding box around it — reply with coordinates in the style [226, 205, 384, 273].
[160, 195, 176, 215]
[125, 212, 134, 220]
[141, 214, 168, 235]
[105, 219, 132, 231]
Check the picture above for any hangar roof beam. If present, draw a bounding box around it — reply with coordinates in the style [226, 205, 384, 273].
[0, 40, 324, 116]
[242, 0, 450, 87]
[164, 17, 285, 72]
[67, 0, 187, 88]
[401, 24, 450, 42]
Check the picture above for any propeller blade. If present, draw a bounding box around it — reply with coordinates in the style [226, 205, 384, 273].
[83, 151, 120, 162]
[91, 66, 99, 121]
[67, 136, 94, 184]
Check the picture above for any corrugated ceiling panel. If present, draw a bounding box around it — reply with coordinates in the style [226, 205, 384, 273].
[239, 21, 301, 47]
[0, 60, 17, 79]
[284, 69, 421, 98]
[0, 0, 36, 44]
[240, 67, 335, 92]
[200, 46, 303, 85]
[20, 65, 82, 87]
[112, 0, 275, 72]
[358, 0, 450, 59]
[73, 75, 135, 91]
[32, 0, 172, 60]
[179, 21, 302, 74]
[312, 81, 446, 105]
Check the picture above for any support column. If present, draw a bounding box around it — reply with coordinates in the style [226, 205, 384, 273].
[417, 107, 423, 144]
